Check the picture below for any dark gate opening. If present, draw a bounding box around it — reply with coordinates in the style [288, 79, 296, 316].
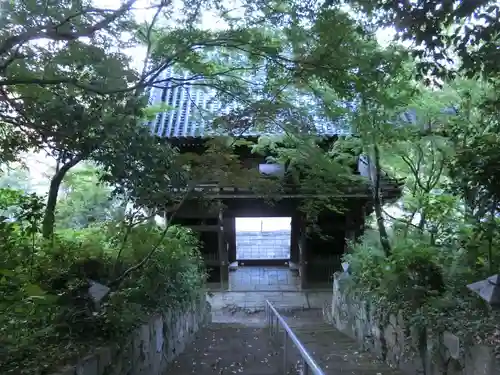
[235, 217, 291, 266]
[231, 217, 299, 291]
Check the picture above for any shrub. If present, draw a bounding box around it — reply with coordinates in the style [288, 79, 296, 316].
[344, 229, 500, 352]
[345, 230, 470, 303]
[345, 231, 448, 314]
[0, 189, 206, 374]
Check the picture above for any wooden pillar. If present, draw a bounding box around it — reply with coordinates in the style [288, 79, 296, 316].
[218, 208, 229, 291]
[355, 200, 369, 240]
[290, 215, 300, 263]
[223, 217, 237, 263]
[344, 201, 367, 251]
[299, 221, 309, 290]
[344, 211, 355, 253]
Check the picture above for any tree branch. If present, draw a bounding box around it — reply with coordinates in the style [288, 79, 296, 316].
[382, 208, 421, 230]
[0, 0, 137, 56]
[108, 112, 259, 286]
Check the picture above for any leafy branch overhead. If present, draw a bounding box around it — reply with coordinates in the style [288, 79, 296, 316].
[2, 1, 500, 373]
[328, 0, 500, 80]
[0, 0, 139, 89]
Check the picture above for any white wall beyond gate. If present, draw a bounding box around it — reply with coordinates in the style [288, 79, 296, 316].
[235, 217, 291, 260]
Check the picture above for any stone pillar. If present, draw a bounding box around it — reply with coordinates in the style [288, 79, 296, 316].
[218, 208, 229, 290]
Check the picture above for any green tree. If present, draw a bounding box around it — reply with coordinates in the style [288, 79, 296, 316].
[56, 165, 122, 229]
[9, 83, 151, 238]
[0, 0, 138, 89]
[0, 165, 31, 193]
[331, 0, 500, 80]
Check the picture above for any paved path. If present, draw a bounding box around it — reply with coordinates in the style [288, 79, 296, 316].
[208, 290, 332, 311]
[229, 267, 300, 291]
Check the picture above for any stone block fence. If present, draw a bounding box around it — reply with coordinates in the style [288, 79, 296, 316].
[236, 230, 291, 260]
[52, 294, 211, 375]
[330, 272, 499, 375]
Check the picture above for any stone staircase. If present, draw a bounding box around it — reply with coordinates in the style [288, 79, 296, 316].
[165, 307, 405, 375]
[164, 323, 281, 375]
[281, 309, 403, 375]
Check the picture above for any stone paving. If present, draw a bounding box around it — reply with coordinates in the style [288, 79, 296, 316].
[207, 290, 332, 311]
[236, 230, 290, 260]
[229, 267, 300, 291]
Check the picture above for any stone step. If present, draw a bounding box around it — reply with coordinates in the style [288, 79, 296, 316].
[164, 323, 282, 375]
[279, 310, 405, 375]
[168, 310, 405, 375]
[208, 290, 332, 311]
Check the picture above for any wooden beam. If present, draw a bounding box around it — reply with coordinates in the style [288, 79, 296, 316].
[217, 208, 229, 291]
[185, 225, 219, 232]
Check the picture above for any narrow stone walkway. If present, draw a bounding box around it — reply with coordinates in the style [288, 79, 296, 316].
[171, 307, 405, 375]
[207, 290, 332, 311]
[164, 323, 281, 375]
[281, 309, 404, 375]
[229, 267, 300, 291]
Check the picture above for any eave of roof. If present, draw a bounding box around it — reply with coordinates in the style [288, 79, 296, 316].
[165, 133, 343, 147]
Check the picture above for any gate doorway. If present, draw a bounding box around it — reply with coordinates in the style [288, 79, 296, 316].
[235, 217, 291, 265]
[231, 217, 299, 291]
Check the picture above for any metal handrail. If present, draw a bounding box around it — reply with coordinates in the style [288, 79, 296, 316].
[265, 300, 326, 375]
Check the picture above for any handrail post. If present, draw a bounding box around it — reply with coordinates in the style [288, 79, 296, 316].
[302, 359, 309, 375]
[265, 303, 269, 332]
[265, 299, 326, 375]
[283, 330, 288, 375]
[270, 307, 274, 336]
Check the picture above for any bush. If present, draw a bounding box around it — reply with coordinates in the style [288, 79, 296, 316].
[345, 231, 447, 312]
[345, 229, 500, 350]
[0, 188, 206, 375]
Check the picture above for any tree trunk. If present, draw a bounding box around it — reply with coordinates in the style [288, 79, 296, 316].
[371, 144, 392, 256]
[42, 156, 83, 239]
[418, 212, 426, 232]
[487, 200, 496, 274]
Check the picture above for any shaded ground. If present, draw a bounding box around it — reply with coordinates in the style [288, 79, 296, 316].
[281, 309, 404, 375]
[164, 323, 281, 375]
[168, 304, 405, 375]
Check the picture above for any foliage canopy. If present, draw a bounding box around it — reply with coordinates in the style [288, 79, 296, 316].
[2, 0, 500, 373]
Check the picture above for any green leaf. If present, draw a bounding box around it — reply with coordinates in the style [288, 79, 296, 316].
[0, 269, 15, 276]
[24, 284, 45, 297]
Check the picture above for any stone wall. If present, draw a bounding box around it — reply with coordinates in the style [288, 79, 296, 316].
[331, 272, 499, 375]
[53, 295, 211, 375]
[236, 230, 291, 260]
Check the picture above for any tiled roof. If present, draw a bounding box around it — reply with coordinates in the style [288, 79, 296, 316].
[146, 98, 352, 138]
[146, 67, 458, 139]
[146, 69, 353, 138]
